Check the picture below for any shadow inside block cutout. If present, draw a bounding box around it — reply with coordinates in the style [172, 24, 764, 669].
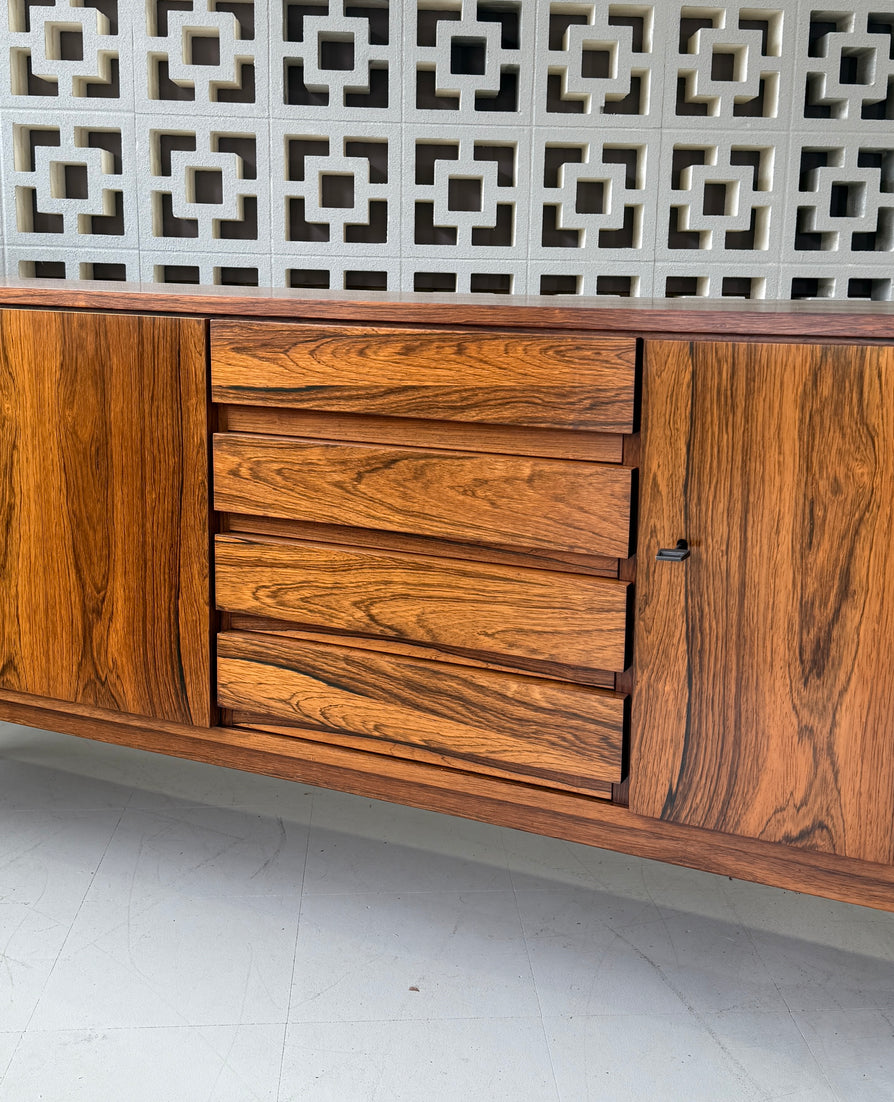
[414, 271, 457, 292]
[448, 178, 482, 212]
[597, 275, 633, 296]
[470, 273, 511, 294]
[86, 262, 127, 280]
[158, 194, 199, 238]
[289, 268, 330, 288]
[18, 260, 66, 278]
[540, 274, 579, 295]
[319, 38, 354, 71]
[193, 169, 224, 203]
[189, 33, 220, 66]
[344, 270, 388, 291]
[847, 277, 892, 300]
[790, 277, 835, 299]
[288, 200, 329, 242]
[470, 207, 512, 245]
[217, 266, 259, 285]
[87, 192, 125, 236]
[665, 276, 705, 297]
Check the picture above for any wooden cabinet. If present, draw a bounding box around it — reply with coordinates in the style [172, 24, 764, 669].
[0, 308, 212, 726]
[630, 339, 894, 866]
[211, 319, 636, 798]
[1, 283, 894, 910]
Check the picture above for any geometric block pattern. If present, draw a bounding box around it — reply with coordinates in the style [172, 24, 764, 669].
[0, 0, 892, 299]
[274, 0, 397, 119]
[138, 117, 270, 258]
[803, 9, 894, 122]
[3, 0, 123, 99]
[136, 0, 265, 115]
[672, 3, 786, 124]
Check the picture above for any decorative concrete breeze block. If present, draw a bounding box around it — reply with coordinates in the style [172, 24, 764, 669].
[1, 0, 892, 299]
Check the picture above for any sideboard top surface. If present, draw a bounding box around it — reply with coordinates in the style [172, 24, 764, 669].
[1, 279, 894, 340]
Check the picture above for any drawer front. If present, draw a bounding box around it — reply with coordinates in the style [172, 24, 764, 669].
[217, 631, 626, 790]
[215, 534, 631, 674]
[211, 321, 637, 432]
[213, 434, 633, 558]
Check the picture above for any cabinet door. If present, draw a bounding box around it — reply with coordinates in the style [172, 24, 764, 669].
[0, 309, 211, 726]
[630, 340, 894, 865]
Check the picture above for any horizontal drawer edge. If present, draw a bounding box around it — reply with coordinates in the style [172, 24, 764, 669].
[217, 630, 626, 790]
[213, 433, 634, 559]
[215, 533, 631, 674]
[211, 321, 637, 432]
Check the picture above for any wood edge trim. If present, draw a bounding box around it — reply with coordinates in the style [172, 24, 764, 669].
[3, 284, 894, 339]
[211, 317, 640, 349]
[225, 714, 617, 796]
[3, 691, 894, 911]
[218, 406, 628, 464]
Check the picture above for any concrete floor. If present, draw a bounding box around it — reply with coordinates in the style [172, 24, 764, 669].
[1, 721, 892, 1101]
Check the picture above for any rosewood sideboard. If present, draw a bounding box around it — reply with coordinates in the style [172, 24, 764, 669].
[1, 280, 892, 910]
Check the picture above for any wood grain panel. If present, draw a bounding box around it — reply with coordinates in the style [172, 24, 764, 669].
[631, 340, 894, 865]
[221, 406, 625, 463]
[211, 321, 637, 432]
[215, 533, 630, 673]
[213, 434, 634, 558]
[217, 631, 626, 789]
[0, 308, 211, 725]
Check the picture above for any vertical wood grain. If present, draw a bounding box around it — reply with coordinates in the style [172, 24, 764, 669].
[631, 340, 894, 865]
[0, 309, 212, 725]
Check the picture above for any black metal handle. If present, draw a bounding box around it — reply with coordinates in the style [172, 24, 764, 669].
[656, 539, 690, 562]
